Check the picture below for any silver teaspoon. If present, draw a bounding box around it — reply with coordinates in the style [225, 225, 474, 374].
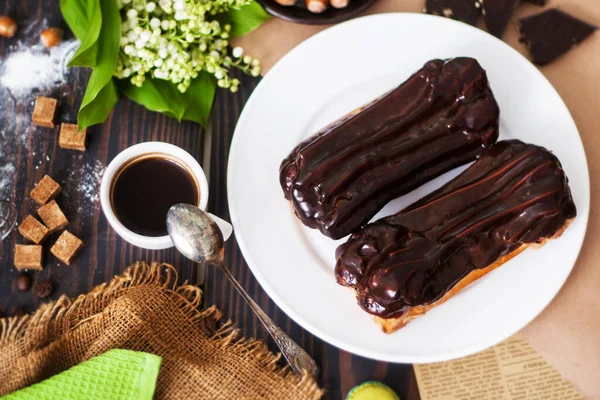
[166, 203, 319, 378]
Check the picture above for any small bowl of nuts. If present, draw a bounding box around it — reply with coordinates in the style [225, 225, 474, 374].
[258, 0, 376, 25]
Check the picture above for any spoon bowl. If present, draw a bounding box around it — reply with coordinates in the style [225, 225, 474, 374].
[167, 203, 224, 265]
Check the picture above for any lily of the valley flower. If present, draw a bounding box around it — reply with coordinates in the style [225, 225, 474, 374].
[115, 0, 260, 93]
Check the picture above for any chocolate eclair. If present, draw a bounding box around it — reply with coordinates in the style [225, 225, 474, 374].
[335, 140, 576, 333]
[280, 57, 500, 239]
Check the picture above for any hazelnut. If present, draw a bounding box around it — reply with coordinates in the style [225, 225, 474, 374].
[0, 16, 17, 38]
[16, 272, 32, 292]
[40, 27, 63, 48]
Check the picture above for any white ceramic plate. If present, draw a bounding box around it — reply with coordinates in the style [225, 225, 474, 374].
[227, 13, 590, 363]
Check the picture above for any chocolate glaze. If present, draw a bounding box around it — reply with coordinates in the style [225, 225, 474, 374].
[335, 140, 576, 319]
[280, 57, 500, 239]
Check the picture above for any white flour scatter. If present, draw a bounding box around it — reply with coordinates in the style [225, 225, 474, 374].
[0, 114, 27, 198]
[65, 159, 106, 215]
[0, 21, 81, 212]
[0, 164, 16, 198]
[1, 113, 30, 151]
[0, 40, 77, 98]
[0, 28, 77, 201]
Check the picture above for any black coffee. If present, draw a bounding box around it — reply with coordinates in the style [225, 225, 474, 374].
[111, 155, 199, 237]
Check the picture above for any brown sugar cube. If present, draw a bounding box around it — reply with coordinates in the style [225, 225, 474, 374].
[50, 230, 83, 265]
[30, 175, 61, 205]
[14, 245, 43, 270]
[18, 215, 50, 244]
[32, 96, 57, 128]
[59, 123, 87, 151]
[37, 200, 68, 232]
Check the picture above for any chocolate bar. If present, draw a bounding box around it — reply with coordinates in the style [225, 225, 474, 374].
[518, 9, 597, 66]
[425, 0, 481, 26]
[335, 140, 576, 328]
[479, 0, 518, 38]
[280, 57, 500, 239]
[521, 0, 546, 6]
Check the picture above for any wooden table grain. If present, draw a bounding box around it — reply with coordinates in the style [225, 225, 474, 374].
[0, 2, 420, 399]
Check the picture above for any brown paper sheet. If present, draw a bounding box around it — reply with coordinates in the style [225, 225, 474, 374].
[234, 1, 600, 397]
[414, 335, 584, 400]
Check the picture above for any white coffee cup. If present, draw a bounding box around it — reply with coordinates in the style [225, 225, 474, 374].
[100, 142, 232, 250]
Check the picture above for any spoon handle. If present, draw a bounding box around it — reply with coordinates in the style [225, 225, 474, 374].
[219, 263, 319, 378]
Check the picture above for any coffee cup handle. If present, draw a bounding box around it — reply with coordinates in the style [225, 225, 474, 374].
[207, 212, 233, 241]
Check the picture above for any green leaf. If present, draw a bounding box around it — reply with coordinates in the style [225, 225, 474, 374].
[77, 0, 121, 129]
[61, 0, 103, 67]
[181, 72, 217, 126]
[77, 79, 119, 129]
[118, 78, 188, 121]
[60, 0, 94, 38]
[119, 72, 217, 127]
[219, 1, 270, 38]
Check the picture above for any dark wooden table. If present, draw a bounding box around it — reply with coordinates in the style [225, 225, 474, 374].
[0, 2, 419, 399]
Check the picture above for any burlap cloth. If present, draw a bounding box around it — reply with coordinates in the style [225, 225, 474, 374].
[233, 0, 600, 398]
[0, 262, 323, 399]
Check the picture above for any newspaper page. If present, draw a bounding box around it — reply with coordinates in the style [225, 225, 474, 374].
[414, 335, 583, 400]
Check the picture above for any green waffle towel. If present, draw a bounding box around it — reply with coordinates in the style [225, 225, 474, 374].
[1, 349, 161, 400]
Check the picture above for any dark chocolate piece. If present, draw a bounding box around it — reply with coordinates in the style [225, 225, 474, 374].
[335, 140, 576, 319]
[518, 8, 597, 65]
[521, 0, 546, 6]
[280, 57, 499, 239]
[425, 0, 481, 26]
[480, 0, 518, 38]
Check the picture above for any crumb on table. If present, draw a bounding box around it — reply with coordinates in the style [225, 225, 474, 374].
[14, 245, 43, 270]
[37, 200, 69, 232]
[30, 175, 61, 205]
[50, 230, 83, 265]
[18, 215, 50, 244]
